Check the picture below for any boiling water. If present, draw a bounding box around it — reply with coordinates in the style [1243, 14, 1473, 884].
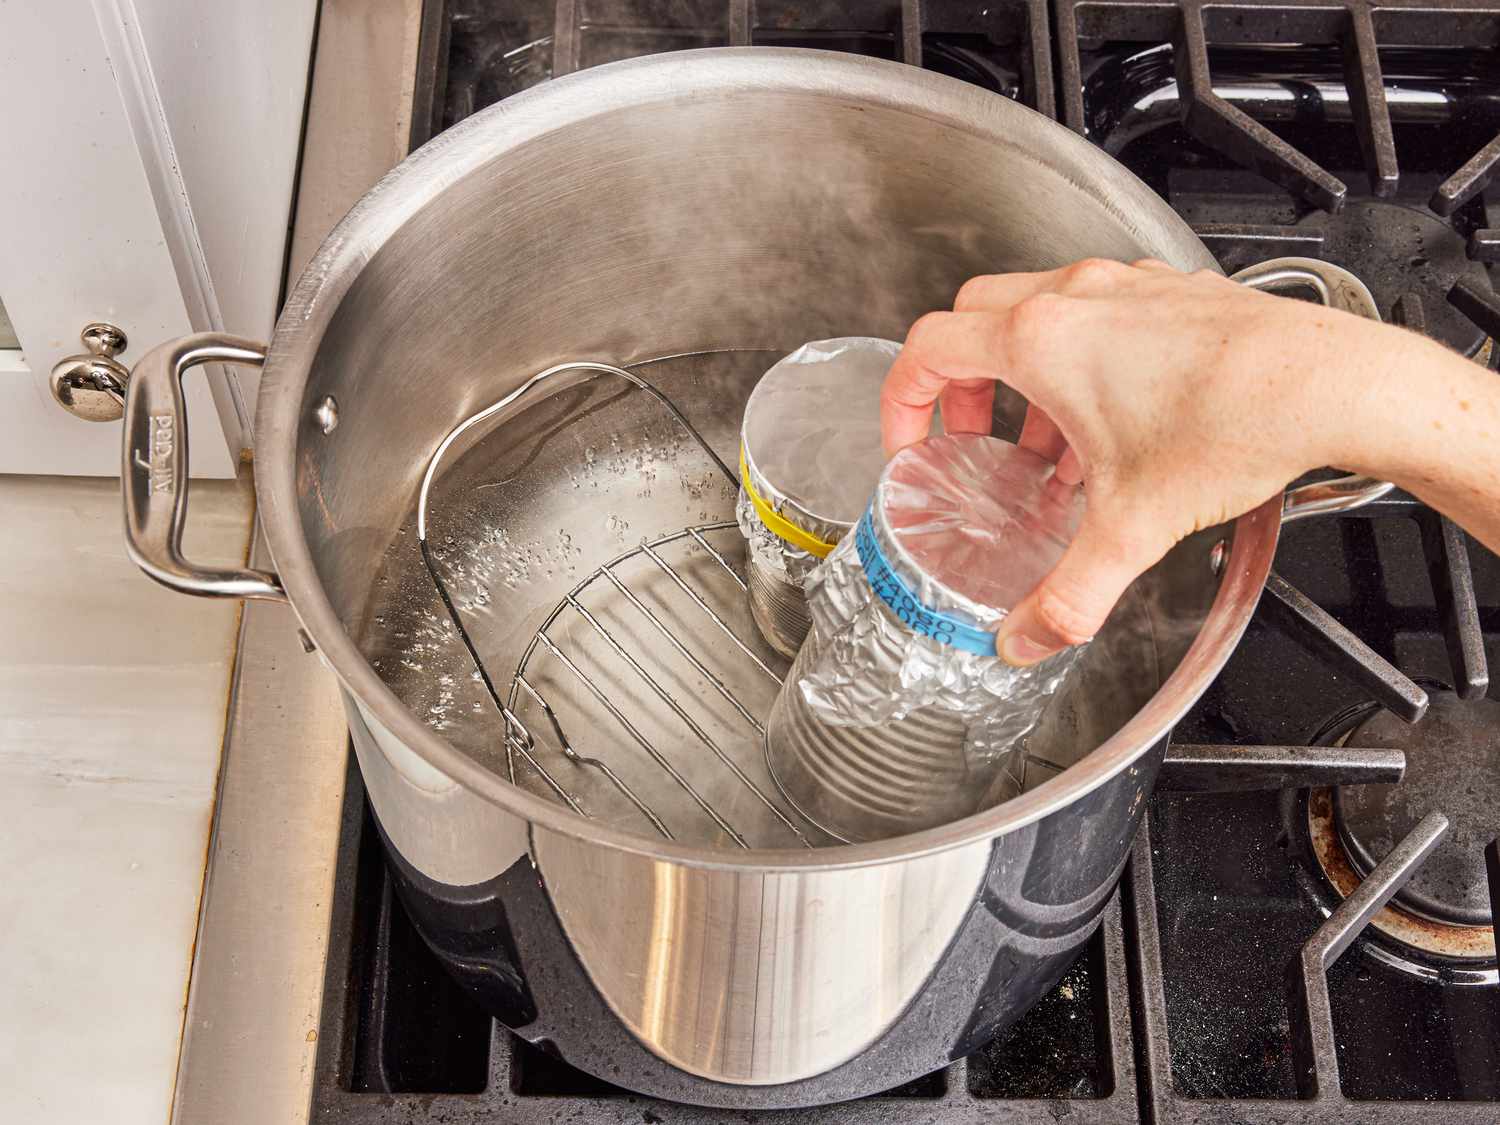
[360, 350, 1165, 849]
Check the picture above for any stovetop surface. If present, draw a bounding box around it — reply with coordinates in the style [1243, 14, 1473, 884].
[313, 1, 1500, 1119]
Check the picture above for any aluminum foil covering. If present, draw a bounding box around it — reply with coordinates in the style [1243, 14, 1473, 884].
[737, 337, 902, 584]
[735, 490, 822, 586]
[796, 433, 1087, 764]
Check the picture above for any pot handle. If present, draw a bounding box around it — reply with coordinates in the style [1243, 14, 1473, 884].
[1230, 257, 1395, 526]
[1281, 475, 1394, 523]
[122, 333, 286, 601]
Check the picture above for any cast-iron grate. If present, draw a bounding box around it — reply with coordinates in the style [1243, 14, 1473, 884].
[1130, 803, 1500, 1122]
[415, 0, 1058, 145]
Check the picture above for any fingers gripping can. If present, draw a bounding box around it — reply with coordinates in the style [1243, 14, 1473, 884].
[737, 338, 902, 657]
[765, 433, 1088, 842]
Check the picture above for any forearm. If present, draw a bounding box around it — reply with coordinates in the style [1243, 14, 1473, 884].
[1331, 322, 1500, 552]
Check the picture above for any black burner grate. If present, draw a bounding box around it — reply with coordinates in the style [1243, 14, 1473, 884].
[1258, 488, 1489, 721]
[1131, 798, 1500, 1123]
[413, 0, 1059, 147]
[1055, 0, 1500, 212]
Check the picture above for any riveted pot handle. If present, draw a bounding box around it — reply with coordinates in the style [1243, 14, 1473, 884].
[1230, 257, 1395, 526]
[122, 333, 286, 601]
[1280, 475, 1395, 523]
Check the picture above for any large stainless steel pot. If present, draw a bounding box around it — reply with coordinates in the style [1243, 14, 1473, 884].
[114, 49, 1390, 1106]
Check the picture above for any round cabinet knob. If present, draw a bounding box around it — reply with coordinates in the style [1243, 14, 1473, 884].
[50, 322, 130, 422]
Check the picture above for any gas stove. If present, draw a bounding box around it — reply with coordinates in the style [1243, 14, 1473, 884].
[301, 2, 1500, 1120]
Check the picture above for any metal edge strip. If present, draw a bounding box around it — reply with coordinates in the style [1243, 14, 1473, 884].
[169, 524, 349, 1124]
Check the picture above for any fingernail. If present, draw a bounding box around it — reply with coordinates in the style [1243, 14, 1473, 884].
[999, 632, 1058, 667]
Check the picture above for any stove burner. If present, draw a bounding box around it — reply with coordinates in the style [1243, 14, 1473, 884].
[1333, 692, 1500, 927]
[1308, 788, 1496, 974]
[1316, 201, 1490, 357]
[1306, 693, 1498, 969]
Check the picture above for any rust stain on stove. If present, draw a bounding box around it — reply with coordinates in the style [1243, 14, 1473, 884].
[1308, 788, 1496, 960]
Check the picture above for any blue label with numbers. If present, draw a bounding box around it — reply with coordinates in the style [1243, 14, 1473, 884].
[854, 510, 996, 657]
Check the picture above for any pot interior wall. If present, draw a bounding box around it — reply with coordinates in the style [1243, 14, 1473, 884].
[288, 76, 1224, 847]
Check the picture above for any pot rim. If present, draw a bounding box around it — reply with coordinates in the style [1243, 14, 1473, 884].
[257, 47, 1278, 874]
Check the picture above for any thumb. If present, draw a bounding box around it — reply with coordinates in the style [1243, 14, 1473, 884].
[992, 514, 1161, 667]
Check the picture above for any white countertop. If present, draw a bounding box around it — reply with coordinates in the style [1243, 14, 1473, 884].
[0, 473, 253, 1124]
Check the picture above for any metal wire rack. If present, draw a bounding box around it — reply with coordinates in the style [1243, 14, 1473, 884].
[416, 359, 829, 849]
[502, 521, 827, 848]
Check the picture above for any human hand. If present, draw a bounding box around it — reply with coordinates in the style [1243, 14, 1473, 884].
[880, 258, 1460, 666]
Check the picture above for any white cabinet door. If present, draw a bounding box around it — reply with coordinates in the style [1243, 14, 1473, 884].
[0, 0, 316, 477]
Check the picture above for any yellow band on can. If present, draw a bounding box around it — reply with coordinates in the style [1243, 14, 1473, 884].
[739, 445, 837, 560]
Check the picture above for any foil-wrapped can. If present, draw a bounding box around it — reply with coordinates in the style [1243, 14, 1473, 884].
[765, 433, 1087, 842]
[737, 337, 901, 658]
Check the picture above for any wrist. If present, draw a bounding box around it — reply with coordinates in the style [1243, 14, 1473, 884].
[1322, 318, 1429, 480]
[1266, 304, 1459, 485]
[1249, 298, 1390, 482]
[1316, 317, 1500, 539]
[1342, 329, 1477, 481]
